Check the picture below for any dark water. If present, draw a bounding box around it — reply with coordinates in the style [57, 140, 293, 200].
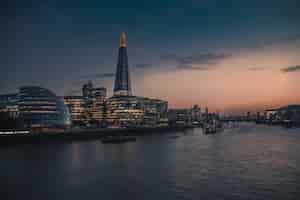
[1, 123, 300, 200]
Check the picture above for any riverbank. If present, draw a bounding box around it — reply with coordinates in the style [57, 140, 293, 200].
[0, 126, 192, 145]
[255, 120, 300, 128]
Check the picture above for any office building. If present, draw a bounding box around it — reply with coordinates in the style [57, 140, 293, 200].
[106, 96, 144, 127]
[167, 109, 191, 126]
[106, 32, 168, 127]
[106, 96, 168, 127]
[0, 93, 19, 119]
[264, 109, 279, 123]
[18, 86, 70, 133]
[63, 96, 86, 126]
[113, 32, 132, 96]
[191, 104, 202, 122]
[82, 81, 106, 125]
[64, 81, 107, 126]
[139, 97, 168, 126]
[278, 105, 300, 124]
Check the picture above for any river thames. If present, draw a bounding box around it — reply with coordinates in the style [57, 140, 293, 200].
[1, 123, 300, 200]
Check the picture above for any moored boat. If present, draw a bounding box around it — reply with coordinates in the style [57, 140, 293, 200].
[202, 119, 223, 134]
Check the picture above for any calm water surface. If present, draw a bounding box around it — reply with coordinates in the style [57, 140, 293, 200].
[1, 123, 300, 200]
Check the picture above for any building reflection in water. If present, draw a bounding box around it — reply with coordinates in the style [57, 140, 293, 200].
[65, 141, 139, 188]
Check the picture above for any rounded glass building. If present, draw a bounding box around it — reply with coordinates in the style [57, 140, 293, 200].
[18, 86, 70, 133]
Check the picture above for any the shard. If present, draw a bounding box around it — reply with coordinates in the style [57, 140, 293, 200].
[113, 32, 132, 96]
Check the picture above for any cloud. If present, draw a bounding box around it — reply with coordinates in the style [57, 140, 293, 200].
[81, 72, 115, 79]
[180, 53, 231, 65]
[281, 65, 300, 73]
[160, 53, 180, 61]
[161, 52, 231, 70]
[248, 67, 265, 71]
[95, 73, 115, 78]
[253, 33, 300, 49]
[134, 63, 152, 68]
[177, 64, 215, 71]
[271, 34, 300, 44]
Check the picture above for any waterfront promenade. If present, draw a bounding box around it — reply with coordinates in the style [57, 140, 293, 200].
[0, 126, 192, 144]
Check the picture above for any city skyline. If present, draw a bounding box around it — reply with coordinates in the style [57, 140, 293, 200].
[2, 0, 300, 113]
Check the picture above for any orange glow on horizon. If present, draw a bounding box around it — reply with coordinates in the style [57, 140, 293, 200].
[134, 44, 300, 113]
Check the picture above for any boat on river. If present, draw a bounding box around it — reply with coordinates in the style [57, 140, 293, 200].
[203, 119, 223, 134]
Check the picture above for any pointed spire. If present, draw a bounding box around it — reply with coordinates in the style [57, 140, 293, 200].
[114, 32, 131, 96]
[120, 32, 126, 47]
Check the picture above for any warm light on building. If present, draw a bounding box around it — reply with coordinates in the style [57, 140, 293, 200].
[106, 96, 168, 127]
[106, 32, 169, 128]
[64, 96, 86, 126]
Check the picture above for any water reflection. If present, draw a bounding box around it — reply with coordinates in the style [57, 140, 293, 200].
[1, 123, 300, 200]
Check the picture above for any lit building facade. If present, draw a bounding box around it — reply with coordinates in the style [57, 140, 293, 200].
[0, 93, 19, 119]
[139, 97, 168, 126]
[106, 96, 168, 127]
[64, 81, 107, 127]
[167, 109, 192, 126]
[264, 109, 279, 122]
[63, 96, 86, 126]
[18, 86, 70, 133]
[106, 96, 144, 127]
[191, 104, 202, 122]
[82, 81, 106, 125]
[89, 87, 106, 122]
[106, 32, 168, 128]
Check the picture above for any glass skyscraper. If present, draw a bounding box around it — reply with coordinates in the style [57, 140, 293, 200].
[106, 32, 169, 128]
[113, 32, 132, 96]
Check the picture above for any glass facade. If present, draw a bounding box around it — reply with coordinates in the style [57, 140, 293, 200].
[64, 81, 107, 127]
[114, 32, 132, 96]
[82, 81, 106, 124]
[106, 96, 144, 127]
[18, 86, 70, 132]
[106, 96, 168, 127]
[140, 97, 168, 126]
[278, 105, 300, 123]
[0, 93, 19, 119]
[64, 96, 86, 125]
[167, 109, 192, 126]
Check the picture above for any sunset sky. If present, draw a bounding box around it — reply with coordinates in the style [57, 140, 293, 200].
[1, 0, 300, 113]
